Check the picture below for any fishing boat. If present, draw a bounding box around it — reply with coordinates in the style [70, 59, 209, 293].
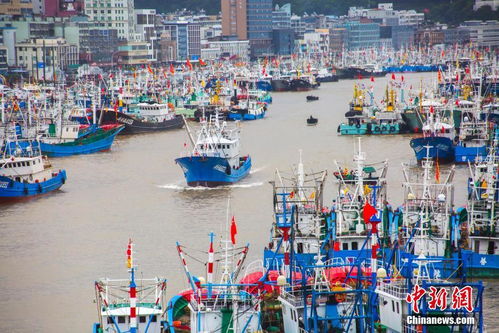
[315, 68, 338, 83]
[338, 85, 370, 135]
[38, 122, 124, 157]
[167, 228, 262, 333]
[175, 112, 251, 187]
[93, 240, 168, 333]
[227, 100, 267, 121]
[461, 133, 499, 277]
[370, 87, 403, 135]
[454, 108, 489, 163]
[410, 105, 455, 163]
[99, 100, 184, 134]
[330, 138, 388, 260]
[392, 146, 464, 279]
[0, 137, 66, 200]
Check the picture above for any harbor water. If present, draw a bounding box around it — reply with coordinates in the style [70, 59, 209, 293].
[1, 72, 498, 332]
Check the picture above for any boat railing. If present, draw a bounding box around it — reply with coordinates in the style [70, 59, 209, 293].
[403, 321, 420, 333]
[377, 280, 408, 299]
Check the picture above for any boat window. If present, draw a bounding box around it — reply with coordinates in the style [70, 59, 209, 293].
[396, 302, 400, 314]
[118, 316, 126, 324]
[392, 300, 395, 312]
[107, 317, 113, 324]
[151, 315, 157, 322]
[297, 242, 303, 254]
[475, 240, 480, 253]
[342, 243, 348, 250]
[352, 242, 358, 250]
[139, 316, 146, 323]
[488, 241, 495, 255]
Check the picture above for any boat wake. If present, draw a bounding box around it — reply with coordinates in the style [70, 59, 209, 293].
[250, 166, 266, 174]
[158, 182, 264, 191]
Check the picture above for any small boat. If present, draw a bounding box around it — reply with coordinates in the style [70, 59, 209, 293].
[306, 115, 318, 125]
[93, 240, 168, 333]
[306, 95, 319, 101]
[175, 111, 252, 187]
[0, 138, 66, 200]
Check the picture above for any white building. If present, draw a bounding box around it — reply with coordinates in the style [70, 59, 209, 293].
[474, 0, 499, 10]
[348, 3, 424, 26]
[200, 40, 249, 60]
[135, 9, 157, 62]
[84, 0, 135, 40]
[16, 37, 78, 80]
[461, 20, 499, 47]
[302, 29, 330, 55]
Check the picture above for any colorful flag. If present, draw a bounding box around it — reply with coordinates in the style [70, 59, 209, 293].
[391, 73, 396, 80]
[362, 200, 377, 223]
[230, 216, 237, 245]
[169, 63, 175, 74]
[186, 58, 193, 71]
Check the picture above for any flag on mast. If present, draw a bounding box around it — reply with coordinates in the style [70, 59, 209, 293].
[230, 216, 237, 245]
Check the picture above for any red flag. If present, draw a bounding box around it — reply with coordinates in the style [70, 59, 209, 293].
[430, 105, 434, 113]
[401, 75, 404, 82]
[169, 63, 175, 74]
[370, 76, 374, 82]
[391, 73, 396, 80]
[199, 59, 207, 66]
[230, 216, 237, 245]
[465, 67, 470, 74]
[362, 200, 377, 223]
[357, 73, 363, 80]
[147, 64, 153, 74]
[437, 69, 442, 82]
[186, 58, 193, 71]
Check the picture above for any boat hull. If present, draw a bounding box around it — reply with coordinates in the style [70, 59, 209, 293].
[0, 171, 66, 200]
[175, 156, 251, 187]
[339, 123, 369, 135]
[40, 126, 124, 157]
[227, 110, 266, 121]
[99, 110, 184, 134]
[370, 123, 400, 135]
[410, 136, 454, 162]
[454, 144, 488, 163]
[401, 111, 424, 133]
[271, 79, 290, 92]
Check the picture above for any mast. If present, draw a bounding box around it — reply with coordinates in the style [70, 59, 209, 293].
[127, 239, 137, 333]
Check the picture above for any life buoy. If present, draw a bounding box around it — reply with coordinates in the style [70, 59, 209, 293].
[374, 126, 381, 132]
[355, 123, 361, 129]
[389, 126, 396, 133]
[381, 126, 387, 132]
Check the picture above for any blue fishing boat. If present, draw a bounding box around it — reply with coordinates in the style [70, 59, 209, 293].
[459, 136, 499, 277]
[0, 138, 66, 200]
[175, 112, 251, 187]
[410, 108, 455, 162]
[38, 123, 124, 157]
[453, 109, 489, 163]
[227, 100, 267, 121]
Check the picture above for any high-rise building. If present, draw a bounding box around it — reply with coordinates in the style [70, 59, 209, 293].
[247, 0, 273, 57]
[84, 0, 135, 40]
[162, 21, 201, 60]
[221, 0, 247, 40]
[221, 0, 272, 57]
[461, 20, 499, 47]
